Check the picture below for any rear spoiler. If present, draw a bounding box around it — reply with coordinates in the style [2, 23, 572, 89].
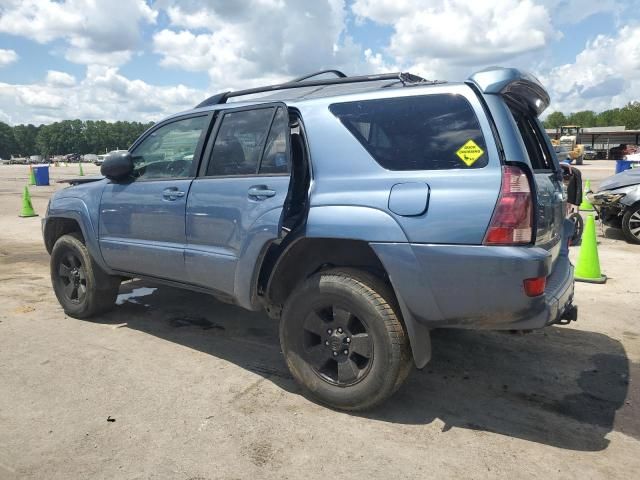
[467, 67, 550, 116]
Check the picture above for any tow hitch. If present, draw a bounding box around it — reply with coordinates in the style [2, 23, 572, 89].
[556, 305, 578, 325]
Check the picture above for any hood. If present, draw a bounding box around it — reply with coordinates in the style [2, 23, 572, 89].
[54, 177, 108, 200]
[597, 169, 640, 191]
[58, 175, 105, 186]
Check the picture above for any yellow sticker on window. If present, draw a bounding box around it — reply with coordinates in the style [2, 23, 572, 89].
[456, 139, 484, 167]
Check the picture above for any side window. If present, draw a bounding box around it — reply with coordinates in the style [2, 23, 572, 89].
[259, 107, 289, 174]
[207, 108, 274, 176]
[330, 94, 487, 170]
[511, 108, 553, 171]
[131, 116, 207, 180]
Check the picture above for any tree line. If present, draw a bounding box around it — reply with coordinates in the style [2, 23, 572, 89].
[544, 101, 640, 130]
[0, 120, 154, 159]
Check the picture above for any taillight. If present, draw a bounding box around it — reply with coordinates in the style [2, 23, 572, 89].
[484, 165, 533, 245]
[523, 276, 546, 297]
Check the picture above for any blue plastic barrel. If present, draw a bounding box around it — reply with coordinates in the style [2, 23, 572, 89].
[32, 164, 50, 186]
[615, 160, 633, 174]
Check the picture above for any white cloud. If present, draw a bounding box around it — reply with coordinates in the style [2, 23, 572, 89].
[0, 0, 157, 66]
[353, 0, 559, 69]
[16, 87, 65, 109]
[541, 0, 626, 25]
[153, 0, 370, 91]
[165, 5, 221, 30]
[45, 70, 76, 87]
[1, 0, 638, 124]
[0, 66, 204, 124]
[0, 48, 18, 67]
[540, 25, 640, 113]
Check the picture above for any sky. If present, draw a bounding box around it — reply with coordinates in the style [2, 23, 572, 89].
[0, 0, 639, 125]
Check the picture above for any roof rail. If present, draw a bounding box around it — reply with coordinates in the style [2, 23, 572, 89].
[289, 69, 347, 82]
[195, 71, 432, 108]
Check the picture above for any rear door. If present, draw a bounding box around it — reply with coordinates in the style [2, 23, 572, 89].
[184, 104, 291, 296]
[509, 106, 565, 260]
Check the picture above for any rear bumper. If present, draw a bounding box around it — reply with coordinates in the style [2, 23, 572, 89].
[541, 255, 575, 327]
[371, 230, 575, 331]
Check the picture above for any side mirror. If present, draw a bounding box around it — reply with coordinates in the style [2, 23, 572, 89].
[101, 151, 133, 181]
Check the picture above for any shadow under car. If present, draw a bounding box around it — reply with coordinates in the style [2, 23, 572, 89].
[91, 279, 636, 452]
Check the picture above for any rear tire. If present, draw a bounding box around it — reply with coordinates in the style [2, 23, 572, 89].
[622, 204, 640, 244]
[280, 268, 412, 411]
[50, 233, 121, 318]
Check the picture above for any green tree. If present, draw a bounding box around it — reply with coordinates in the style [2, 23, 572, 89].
[12, 124, 39, 156]
[32, 119, 154, 157]
[567, 110, 597, 127]
[618, 102, 640, 129]
[0, 122, 16, 159]
[595, 108, 621, 127]
[544, 111, 567, 128]
[547, 105, 640, 129]
[35, 124, 53, 157]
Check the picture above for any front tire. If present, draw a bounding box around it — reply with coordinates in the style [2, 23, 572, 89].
[622, 204, 640, 244]
[280, 268, 412, 411]
[50, 233, 121, 318]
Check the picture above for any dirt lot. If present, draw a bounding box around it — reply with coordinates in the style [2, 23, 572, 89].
[0, 162, 638, 479]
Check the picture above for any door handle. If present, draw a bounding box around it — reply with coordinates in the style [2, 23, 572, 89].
[248, 186, 276, 199]
[162, 188, 186, 200]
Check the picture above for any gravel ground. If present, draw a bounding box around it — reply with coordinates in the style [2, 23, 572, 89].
[0, 162, 638, 479]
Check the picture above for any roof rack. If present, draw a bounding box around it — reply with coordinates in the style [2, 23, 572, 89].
[195, 71, 433, 108]
[289, 69, 347, 82]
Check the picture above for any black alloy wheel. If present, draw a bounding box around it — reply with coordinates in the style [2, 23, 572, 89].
[57, 251, 88, 304]
[622, 204, 640, 244]
[280, 268, 412, 411]
[302, 304, 373, 386]
[50, 233, 121, 318]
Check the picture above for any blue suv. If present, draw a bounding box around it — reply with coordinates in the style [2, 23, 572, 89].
[43, 67, 576, 410]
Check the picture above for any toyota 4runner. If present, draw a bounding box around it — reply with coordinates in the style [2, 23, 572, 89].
[43, 67, 577, 410]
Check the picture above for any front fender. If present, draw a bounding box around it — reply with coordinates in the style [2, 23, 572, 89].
[46, 197, 112, 273]
[621, 189, 640, 207]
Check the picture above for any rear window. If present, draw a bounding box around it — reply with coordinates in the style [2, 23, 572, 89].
[329, 94, 487, 170]
[510, 107, 554, 171]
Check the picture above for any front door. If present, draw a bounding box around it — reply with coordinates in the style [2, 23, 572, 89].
[99, 114, 210, 281]
[185, 105, 291, 296]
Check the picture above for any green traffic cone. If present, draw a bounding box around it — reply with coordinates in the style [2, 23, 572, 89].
[574, 214, 605, 283]
[78, 162, 84, 176]
[28, 165, 36, 186]
[19, 185, 38, 218]
[579, 179, 595, 211]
